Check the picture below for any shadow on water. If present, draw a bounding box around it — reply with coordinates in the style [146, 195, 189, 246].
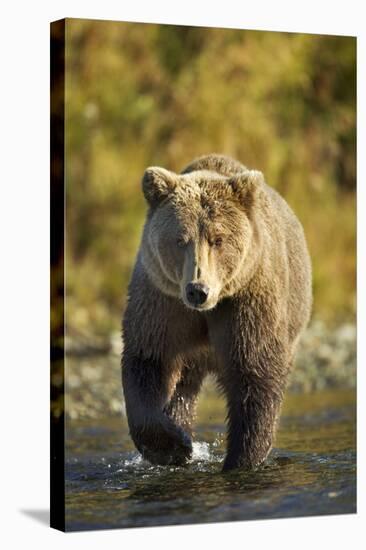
[65, 388, 356, 531]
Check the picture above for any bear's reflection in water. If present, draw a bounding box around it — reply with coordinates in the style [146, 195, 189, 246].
[126, 455, 306, 501]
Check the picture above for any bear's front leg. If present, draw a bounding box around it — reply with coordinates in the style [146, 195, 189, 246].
[122, 352, 193, 466]
[208, 297, 290, 472]
[221, 370, 285, 471]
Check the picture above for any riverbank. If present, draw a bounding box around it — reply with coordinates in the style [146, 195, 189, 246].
[64, 320, 356, 420]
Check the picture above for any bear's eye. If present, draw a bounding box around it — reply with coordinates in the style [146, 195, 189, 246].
[214, 237, 223, 248]
[176, 237, 187, 248]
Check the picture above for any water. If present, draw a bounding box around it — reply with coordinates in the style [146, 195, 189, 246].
[65, 389, 356, 531]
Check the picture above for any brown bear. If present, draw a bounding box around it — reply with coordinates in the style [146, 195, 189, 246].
[122, 154, 312, 471]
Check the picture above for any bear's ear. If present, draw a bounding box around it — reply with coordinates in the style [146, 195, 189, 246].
[142, 167, 178, 208]
[228, 170, 264, 211]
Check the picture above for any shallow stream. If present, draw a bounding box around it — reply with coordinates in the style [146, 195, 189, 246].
[65, 388, 356, 531]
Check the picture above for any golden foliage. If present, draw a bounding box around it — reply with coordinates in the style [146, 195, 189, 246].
[65, 19, 356, 334]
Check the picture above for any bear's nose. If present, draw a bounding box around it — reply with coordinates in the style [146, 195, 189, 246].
[186, 282, 209, 306]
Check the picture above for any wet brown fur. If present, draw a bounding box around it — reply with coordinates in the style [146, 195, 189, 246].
[122, 154, 312, 470]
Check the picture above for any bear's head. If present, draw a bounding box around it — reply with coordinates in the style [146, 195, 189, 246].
[140, 166, 264, 311]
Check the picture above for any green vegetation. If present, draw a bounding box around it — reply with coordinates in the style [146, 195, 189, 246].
[65, 19, 356, 336]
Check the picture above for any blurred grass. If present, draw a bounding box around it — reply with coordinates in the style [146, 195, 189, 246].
[65, 19, 356, 336]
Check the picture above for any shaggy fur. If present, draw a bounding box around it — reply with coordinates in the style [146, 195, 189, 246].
[122, 154, 312, 471]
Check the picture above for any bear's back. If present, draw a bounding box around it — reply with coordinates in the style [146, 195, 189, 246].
[181, 154, 246, 177]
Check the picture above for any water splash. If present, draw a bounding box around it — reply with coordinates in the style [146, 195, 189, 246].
[192, 441, 222, 464]
[112, 438, 223, 475]
[192, 441, 211, 461]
